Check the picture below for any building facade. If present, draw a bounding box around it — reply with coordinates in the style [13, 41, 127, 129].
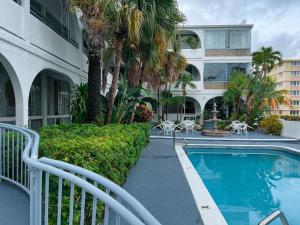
[267, 59, 300, 116]
[155, 24, 253, 122]
[0, 0, 89, 129]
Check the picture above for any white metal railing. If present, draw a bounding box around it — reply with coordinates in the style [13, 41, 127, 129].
[259, 210, 289, 225]
[0, 123, 161, 225]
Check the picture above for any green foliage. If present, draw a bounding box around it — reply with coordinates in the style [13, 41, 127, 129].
[223, 71, 249, 119]
[280, 115, 300, 121]
[252, 46, 282, 77]
[217, 120, 231, 130]
[71, 83, 88, 123]
[260, 115, 283, 135]
[40, 123, 151, 224]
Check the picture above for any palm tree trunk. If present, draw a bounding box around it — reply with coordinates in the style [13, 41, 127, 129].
[105, 39, 123, 124]
[86, 43, 103, 123]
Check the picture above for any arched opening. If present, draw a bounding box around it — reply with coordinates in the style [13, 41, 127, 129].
[28, 69, 73, 130]
[177, 30, 201, 49]
[166, 96, 201, 121]
[0, 62, 16, 124]
[186, 64, 201, 81]
[204, 96, 228, 120]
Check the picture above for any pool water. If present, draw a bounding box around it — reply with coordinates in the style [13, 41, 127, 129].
[188, 148, 300, 225]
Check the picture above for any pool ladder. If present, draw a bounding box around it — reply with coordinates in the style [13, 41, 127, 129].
[259, 210, 289, 225]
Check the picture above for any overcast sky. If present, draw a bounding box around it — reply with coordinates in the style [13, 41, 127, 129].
[177, 0, 300, 58]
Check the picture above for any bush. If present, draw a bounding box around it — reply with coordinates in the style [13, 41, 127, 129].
[217, 120, 231, 130]
[260, 115, 283, 135]
[135, 104, 153, 122]
[280, 115, 300, 121]
[39, 123, 151, 224]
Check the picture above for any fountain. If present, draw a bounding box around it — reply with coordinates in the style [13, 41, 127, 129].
[202, 102, 230, 137]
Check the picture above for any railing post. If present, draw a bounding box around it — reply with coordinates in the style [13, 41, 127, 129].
[30, 168, 42, 225]
[172, 129, 176, 150]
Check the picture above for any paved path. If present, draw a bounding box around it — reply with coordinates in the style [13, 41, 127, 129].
[0, 181, 29, 225]
[124, 135, 300, 225]
[124, 139, 202, 225]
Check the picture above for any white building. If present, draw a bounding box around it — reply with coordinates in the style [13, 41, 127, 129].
[0, 0, 253, 128]
[0, 0, 89, 129]
[155, 24, 253, 122]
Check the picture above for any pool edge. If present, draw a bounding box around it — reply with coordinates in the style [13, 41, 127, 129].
[175, 144, 228, 225]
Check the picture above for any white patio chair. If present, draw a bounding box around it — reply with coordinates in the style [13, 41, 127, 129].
[230, 121, 242, 135]
[240, 122, 248, 134]
[162, 123, 174, 136]
[182, 120, 195, 133]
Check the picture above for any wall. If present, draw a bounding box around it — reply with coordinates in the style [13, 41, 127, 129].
[281, 120, 300, 139]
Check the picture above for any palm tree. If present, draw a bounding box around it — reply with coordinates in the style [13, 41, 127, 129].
[105, 2, 143, 124]
[71, 0, 116, 123]
[252, 46, 282, 77]
[175, 72, 196, 120]
[223, 71, 249, 119]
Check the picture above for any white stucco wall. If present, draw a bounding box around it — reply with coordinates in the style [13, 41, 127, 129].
[0, 0, 88, 126]
[281, 120, 300, 139]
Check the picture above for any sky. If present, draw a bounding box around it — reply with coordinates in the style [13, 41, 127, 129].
[177, 0, 300, 58]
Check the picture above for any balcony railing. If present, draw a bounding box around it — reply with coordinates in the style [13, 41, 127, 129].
[205, 49, 251, 57]
[0, 123, 161, 225]
[204, 81, 228, 89]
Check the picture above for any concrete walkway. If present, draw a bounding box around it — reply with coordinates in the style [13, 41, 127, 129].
[124, 139, 202, 225]
[124, 135, 300, 225]
[0, 181, 29, 225]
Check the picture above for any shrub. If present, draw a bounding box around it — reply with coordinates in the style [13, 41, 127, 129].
[39, 123, 151, 224]
[135, 104, 153, 122]
[280, 115, 300, 121]
[217, 120, 231, 130]
[260, 115, 283, 135]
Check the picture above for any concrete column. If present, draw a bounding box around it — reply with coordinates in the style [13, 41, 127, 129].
[15, 89, 29, 127]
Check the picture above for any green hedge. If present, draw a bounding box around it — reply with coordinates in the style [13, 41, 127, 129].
[39, 123, 151, 224]
[40, 123, 150, 184]
[280, 115, 300, 121]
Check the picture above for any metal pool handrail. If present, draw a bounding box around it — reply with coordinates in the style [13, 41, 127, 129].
[259, 210, 289, 225]
[0, 123, 161, 225]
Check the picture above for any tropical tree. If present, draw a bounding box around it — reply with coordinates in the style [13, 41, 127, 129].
[71, 0, 116, 123]
[175, 72, 196, 120]
[105, 1, 143, 124]
[252, 46, 282, 77]
[171, 96, 184, 121]
[161, 90, 173, 120]
[223, 71, 249, 119]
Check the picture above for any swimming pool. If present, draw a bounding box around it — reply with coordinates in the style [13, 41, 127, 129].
[187, 147, 300, 225]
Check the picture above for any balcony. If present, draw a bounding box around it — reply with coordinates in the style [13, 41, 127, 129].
[205, 49, 251, 57]
[204, 81, 228, 89]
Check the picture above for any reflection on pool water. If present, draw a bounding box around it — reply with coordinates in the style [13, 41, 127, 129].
[187, 148, 300, 225]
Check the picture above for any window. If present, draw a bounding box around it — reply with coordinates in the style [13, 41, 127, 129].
[279, 72, 284, 77]
[290, 110, 300, 115]
[277, 82, 283, 87]
[204, 63, 250, 82]
[47, 77, 70, 116]
[291, 81, 300, 86]
[205, 30, 250, 49]
[290, 71, 300, 76]
[290, 90, 300, 96]
[30, 0, 79, 48]
[292, 100, 300, 106]
[290, 61, 300, 66]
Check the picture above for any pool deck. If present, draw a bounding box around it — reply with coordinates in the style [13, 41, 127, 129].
[124, 132, 300, 225]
